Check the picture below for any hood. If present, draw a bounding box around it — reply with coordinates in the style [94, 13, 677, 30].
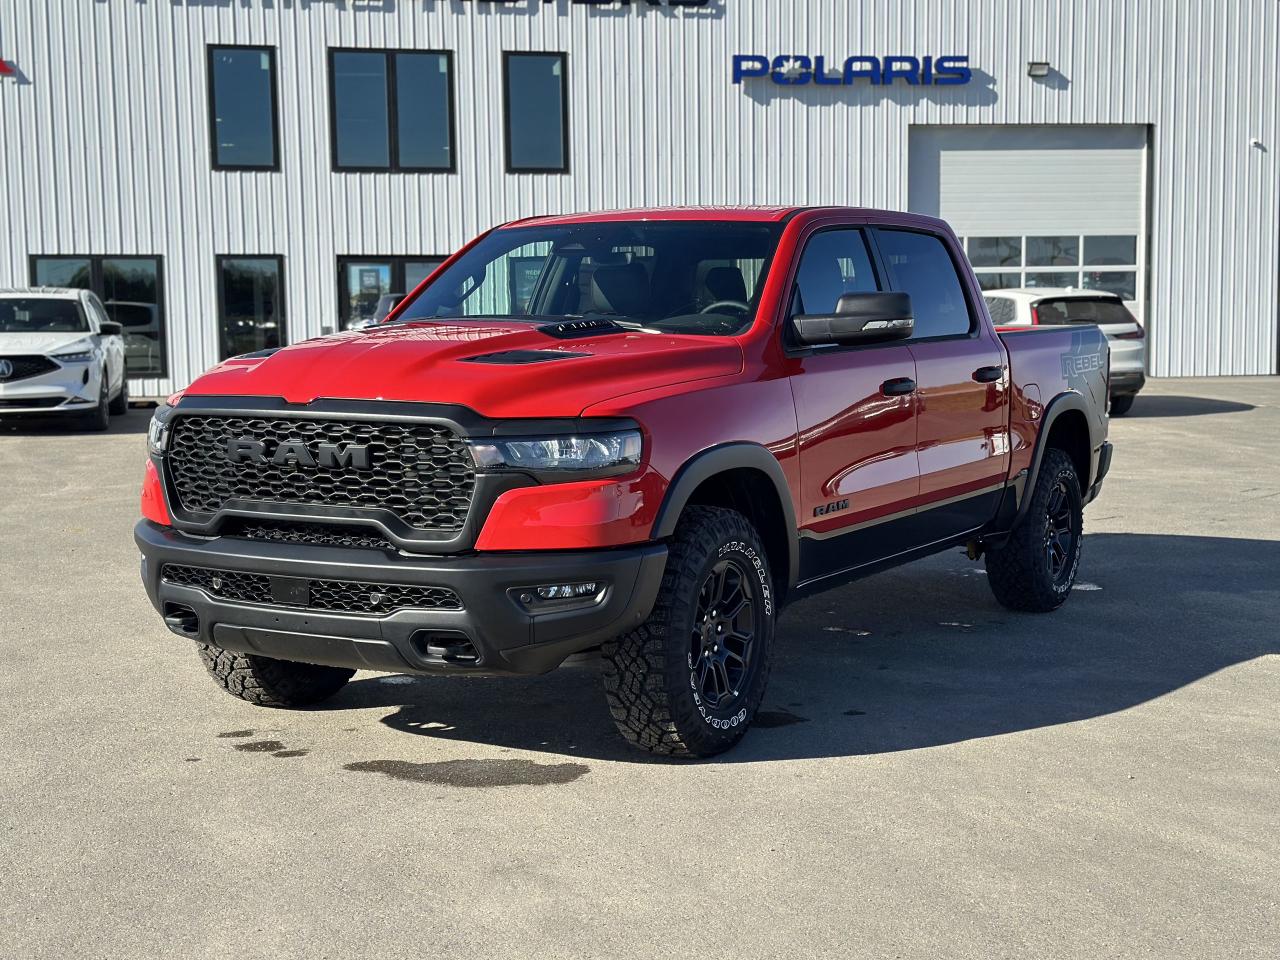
[0, 331, 94, 356]
[184, 320, 744, 418]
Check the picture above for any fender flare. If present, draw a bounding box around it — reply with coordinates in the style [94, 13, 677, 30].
[1013, 391, 1100, 528]
[651, 442, 800, 593]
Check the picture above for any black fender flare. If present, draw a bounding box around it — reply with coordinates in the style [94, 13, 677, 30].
[651, 442, 800, 593]
[1013, 391, 1101, 528]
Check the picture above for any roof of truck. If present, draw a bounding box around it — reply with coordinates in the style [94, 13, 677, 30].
[506, 205, 943, 227]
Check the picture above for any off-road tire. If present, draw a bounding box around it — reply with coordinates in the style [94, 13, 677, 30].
[1109, 394, 1135, 417]
[80, 372, 110, 431]
[108, 376, 129, 416]
[602, 505, 777, 758]
[198, 643, 355, 708]
[985, 447, 1084, 612]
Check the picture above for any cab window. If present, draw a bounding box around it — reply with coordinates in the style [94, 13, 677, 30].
[789, 229, 879, 318]
[876, 229, 973, 339]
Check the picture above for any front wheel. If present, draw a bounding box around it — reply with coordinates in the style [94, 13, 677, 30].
[985, 447, 1084, 612]
[198, 643, 354, 708]
[108, 374, 129, 415]
[79, 371, 110, 431]
[602, 505, 777, 758]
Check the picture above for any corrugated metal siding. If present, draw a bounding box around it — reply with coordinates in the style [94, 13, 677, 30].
[0, 0, 1276, 391]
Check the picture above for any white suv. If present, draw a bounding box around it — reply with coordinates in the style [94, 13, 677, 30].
[0, 288, 128, 430]
[982, 288, 1147, 416]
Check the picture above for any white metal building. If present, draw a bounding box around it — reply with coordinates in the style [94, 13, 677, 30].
[0, 0, 1276, 397]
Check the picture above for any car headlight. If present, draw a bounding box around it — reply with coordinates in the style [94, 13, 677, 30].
[147, 403, 174, 456]
[53, 340, 96, 363]
[468, 430, 643, 479]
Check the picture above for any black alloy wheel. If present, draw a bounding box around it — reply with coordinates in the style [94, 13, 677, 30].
[1044, 478, 1079, 585]
[688, 558, 757, 711]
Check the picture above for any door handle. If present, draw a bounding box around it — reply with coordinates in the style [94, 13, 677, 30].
[880, 377, 916, 397]
[972, 365, 1004, 383]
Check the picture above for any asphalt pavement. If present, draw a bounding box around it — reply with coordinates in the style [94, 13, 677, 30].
[1, 377, 1276, 959]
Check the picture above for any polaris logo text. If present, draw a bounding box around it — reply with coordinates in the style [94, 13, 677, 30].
[733, 54, 971, 87]
[225, 438, 373, 470]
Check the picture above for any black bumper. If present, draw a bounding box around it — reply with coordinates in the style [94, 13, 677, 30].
[135, 520, 667, 676]
[1109, 371, 1146, 396]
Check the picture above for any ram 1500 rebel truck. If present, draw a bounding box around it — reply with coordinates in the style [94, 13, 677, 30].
[136, 207, 1112, 757]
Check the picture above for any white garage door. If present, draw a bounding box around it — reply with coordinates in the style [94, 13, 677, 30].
[908, 125, 1148, 320]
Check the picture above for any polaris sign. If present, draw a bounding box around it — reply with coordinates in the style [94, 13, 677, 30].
[733, 54, 972, 87]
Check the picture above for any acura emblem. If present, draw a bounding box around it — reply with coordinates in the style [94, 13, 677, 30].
[0, 359, 13, 379]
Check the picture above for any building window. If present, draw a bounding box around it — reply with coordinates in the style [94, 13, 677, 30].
[30, 255, 167, 377]
[503, 52, 569, 173]
[208, 46, 280, 170]
[217, 256, 285, 360]
[337, 256, 445, 328]
[963, 234, 1143, 303]
[329, 49, 455, 172]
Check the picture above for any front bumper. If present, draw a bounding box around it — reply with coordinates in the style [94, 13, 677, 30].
[135, 520, 667, 676]
[0, 360, 101, 414]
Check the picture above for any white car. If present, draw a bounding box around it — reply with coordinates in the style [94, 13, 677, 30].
[982, 288, 1147, 416]
[0, 288, 128, 429]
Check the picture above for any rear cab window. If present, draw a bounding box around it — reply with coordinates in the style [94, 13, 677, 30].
[875, 228, 973, 339]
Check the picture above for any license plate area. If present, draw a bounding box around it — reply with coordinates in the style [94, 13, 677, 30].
[270, 576, 311, 607]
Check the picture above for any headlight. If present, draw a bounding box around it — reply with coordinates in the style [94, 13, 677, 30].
[53, 340, 96, 363]
[468, 430, 642, 478]
[147, 403, 174, 455]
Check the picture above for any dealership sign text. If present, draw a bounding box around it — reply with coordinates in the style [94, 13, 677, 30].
[733, 55, 972, 86]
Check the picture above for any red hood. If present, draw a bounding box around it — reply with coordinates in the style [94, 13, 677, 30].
[185, 321, 743, 418]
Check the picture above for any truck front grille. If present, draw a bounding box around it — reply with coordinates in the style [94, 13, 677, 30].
[165, 415, 476, 531]
[220, 518, 394, 552]
[161, 564, 463, 616]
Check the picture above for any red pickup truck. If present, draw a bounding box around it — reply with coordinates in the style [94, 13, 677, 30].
[137, 207, 1112, 757]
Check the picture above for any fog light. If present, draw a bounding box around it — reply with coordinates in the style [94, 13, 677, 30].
[535, 582, 599, 600]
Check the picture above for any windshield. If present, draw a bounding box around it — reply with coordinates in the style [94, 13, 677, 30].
[1036, 297, 1136, 326]
[397, 221, 783, 336]
[0, 298, 89, 334]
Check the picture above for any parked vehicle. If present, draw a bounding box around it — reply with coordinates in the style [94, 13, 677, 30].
[983, 288, 1145, 415]
[106, 300, 163, 378]
[0, 288, 128, 429]
[136, 207, 1112, 756]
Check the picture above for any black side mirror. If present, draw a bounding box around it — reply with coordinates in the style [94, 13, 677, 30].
[792, 292, 914, 347]
[98, 320, 124, 337]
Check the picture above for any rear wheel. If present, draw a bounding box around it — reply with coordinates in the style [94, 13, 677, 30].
[198, 643, 355, 708]
[1109, 394, 1135, 416]
[985, 447, 1084, 612]
[602, 505, 777, 758]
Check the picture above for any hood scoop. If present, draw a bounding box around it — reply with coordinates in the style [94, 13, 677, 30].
[537, 318, 627, 340]
[460, 349, 591, 365]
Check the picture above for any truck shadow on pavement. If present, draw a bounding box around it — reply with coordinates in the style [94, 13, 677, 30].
[1123, 396, 1254, 418]
[332, 532, 1278, 764]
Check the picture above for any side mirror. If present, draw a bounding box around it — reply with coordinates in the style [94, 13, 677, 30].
[98, 320, 124, 337]
[792, 292, 914, 347]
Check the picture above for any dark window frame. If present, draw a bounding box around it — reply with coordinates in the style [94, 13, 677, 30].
[327, 47, 457, 174]
[336, 255, 447, 327]
[215, 254, 287, 361]
[206, 44, 282, 172]
[28, 254, 169, 377]
[502, 51, 571, 175]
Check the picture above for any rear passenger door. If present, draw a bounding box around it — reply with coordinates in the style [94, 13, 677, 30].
[787, 227, 921, 584]
[873, 227, 1011, 539]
